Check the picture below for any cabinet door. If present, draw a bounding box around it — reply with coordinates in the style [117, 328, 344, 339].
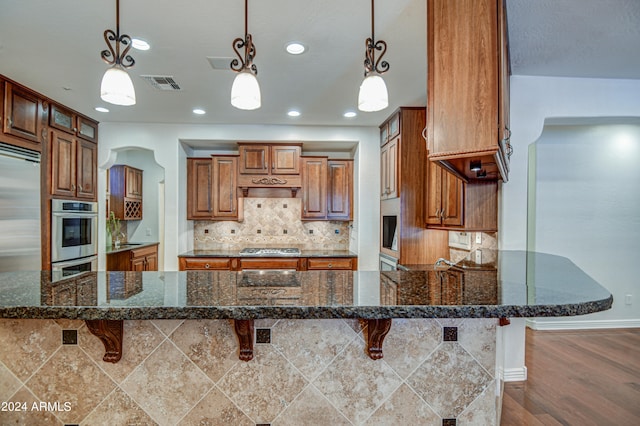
[380, 143, 389, 198]
[49, 103, 75, 134]
[130, 255, 146, 272]
[125, 166, 143, 199]
[76, 116, 98, 143]
[327, 160, 352, 220]
[76, 139, 97, 200]
[3, 82, 43, 144]
[301, 157, 327, 219]
[145, 252, 158, 271]
[187, 158, 213, 219]
[271, 145, 301, 174]
[239, 144, 269, 174]
[428, 0, 498, 155]
[384, 138, 398, 199]
[50, 130, 77, 198]
[425, 160, 444, 225]
[212, 156, 238, 218]
[442, 170, 464, 227]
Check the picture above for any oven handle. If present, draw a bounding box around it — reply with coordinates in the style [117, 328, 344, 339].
[52, 212, 99, 219]
[51, 255, 98, 270]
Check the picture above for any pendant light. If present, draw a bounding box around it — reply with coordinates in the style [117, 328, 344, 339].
[230, 0, 261, 110]
[358, 0, 389, 112]
[100, 0, 136, 106]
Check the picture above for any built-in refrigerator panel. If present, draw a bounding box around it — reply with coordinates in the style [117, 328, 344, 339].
[0, 143, 41, 272]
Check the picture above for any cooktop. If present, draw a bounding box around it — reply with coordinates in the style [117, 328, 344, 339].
[239, 247, 301, 256]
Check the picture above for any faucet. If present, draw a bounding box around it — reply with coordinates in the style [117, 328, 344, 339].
[434, 258, 456, 267]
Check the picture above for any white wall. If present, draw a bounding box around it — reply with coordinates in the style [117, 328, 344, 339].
[501, 75, 640, 379]
[530, 121, 640, 328]
[97, 123, 380, 271]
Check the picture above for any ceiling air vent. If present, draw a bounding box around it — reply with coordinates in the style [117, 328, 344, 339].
[206, 57, 234, 71]
[140, 75, 182, 91]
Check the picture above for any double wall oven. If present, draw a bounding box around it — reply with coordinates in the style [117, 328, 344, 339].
[51, 199, 98, 279]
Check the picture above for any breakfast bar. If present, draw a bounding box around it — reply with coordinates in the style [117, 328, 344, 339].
[0, 251, 612, 425]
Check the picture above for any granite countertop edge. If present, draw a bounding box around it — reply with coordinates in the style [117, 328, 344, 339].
[106, 242, 159, 255]
[0, 294, 612, 321]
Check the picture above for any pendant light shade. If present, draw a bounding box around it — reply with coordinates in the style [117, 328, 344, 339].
[231, 70, 261, 110]
[100, 0, 136, 106]
[358, 0, 390, 112]
[358, 73, 388, 112]
[230, 0, 261, 110]
[101, 66, 136, 106]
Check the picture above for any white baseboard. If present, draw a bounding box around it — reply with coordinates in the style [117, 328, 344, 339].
[526, 318, 640, 330]
[500, 366, 528, 382]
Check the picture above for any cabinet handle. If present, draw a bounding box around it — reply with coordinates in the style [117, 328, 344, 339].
[328, 263, 332, 268]
[7, 117, 13, 127]
[72, 184, 76, 190]
[205, 263, 210, 269]
[73, 127, 78, 132]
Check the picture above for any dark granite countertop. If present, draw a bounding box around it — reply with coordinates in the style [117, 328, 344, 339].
[0, 251, 611, 320]
[106, 241, 159, 255]
[178, 249, 358, 258]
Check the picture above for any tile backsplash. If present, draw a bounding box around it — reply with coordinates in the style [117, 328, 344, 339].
[194, 198, 351, 251]
[449, 232, 498, 263]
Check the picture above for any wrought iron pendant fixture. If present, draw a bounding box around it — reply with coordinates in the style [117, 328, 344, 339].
[358, 0, 389, 112]
[230, 0, 261, 110]
[100, 0, 136, 106]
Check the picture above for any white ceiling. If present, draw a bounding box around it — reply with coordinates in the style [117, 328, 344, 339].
[0, 0, 638, 128]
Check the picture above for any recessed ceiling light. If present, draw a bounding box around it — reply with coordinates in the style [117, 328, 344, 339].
[95, 107, 109, 113]
[343, 111, 357, 118]
[285, 42, 306, 55]
[131, 38, 150, 51]
[287, 110, 301, 117]
[193, 108, 206, 115]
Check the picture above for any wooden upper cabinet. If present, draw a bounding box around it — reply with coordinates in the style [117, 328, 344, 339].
[50, 129, 97, 201]
[301, 157, 327, 219]
[186, 156, 240, 220]
[238, 143, 301, 175]
[49, 103, 98, 143]
[109, 165, 143, 220]
[425, 161, 498, 231]
[76, 139, 98, 199]
[427, 0, 509, 182]
[187, 158, 213, 219]
[125, 166, 143, 199]
[327, 159, 353, 221]
[212, 156, 238, 218]
[380, 137, 398, 200]
[50, 130, 76, 198]
[1, 81, 46, 147]
[239, 144, 269, 174]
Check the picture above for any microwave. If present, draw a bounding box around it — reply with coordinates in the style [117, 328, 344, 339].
[51, 199, 98, 264]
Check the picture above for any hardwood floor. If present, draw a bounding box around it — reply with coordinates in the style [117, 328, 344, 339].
[501, 328, 640, 425]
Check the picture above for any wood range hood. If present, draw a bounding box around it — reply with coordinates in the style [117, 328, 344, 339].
[237, 142, 302, 198]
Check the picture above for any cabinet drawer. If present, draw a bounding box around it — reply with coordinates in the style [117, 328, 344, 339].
[239, 258, 300, 270]
[307, 258, 354, 270]
[130, 245, 157, 259]
[180, 258, 232, 270]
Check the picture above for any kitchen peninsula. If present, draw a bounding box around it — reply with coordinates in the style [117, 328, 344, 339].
[0, 251, 611, 425]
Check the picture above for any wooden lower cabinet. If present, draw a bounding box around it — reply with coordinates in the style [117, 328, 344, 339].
[306, 257, 357, 271]
[107, 244, 159, 272]
[179, 256, 358, 271]
[179, 257, 236, 271]
[239, 258, 301, 271]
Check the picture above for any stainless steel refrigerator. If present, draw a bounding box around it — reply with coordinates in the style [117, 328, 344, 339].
[0, 143, 41, 271]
